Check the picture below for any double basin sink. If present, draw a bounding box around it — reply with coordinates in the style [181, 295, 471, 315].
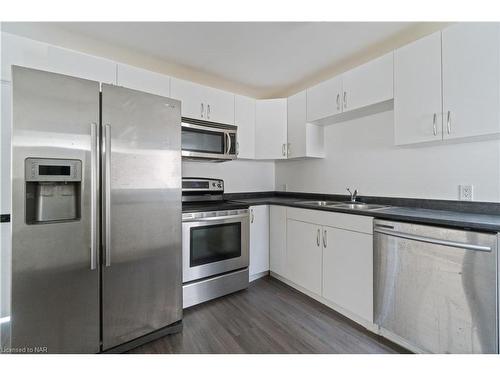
[294, 200, 389, 211]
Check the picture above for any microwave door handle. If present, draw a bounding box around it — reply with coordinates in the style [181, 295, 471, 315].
[225, 132, 232, 155]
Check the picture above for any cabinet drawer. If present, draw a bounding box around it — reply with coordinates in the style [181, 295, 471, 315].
[287, 207, 373, 234]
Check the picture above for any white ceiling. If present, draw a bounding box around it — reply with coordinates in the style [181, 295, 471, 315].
[3, 22, 445, 97]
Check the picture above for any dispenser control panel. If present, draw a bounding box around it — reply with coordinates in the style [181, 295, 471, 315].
[25, 158, 82, 182]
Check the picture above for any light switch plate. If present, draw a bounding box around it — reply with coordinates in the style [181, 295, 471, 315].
[459, 185, 473, 201]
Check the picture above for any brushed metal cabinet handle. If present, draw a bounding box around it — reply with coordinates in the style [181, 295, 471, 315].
[323, 229, 327, 248]
[104, 124, 112, 267]
[447, 111, 451, 134]
[251, 209, 255, 223]
[343, 91, 347, 109]
[433, 113, 437, 136]
[336, 93, 340, 111]
[317, 229, 321, 247]
[282, 143, 286, 157]
[90, 122, 98, 270]
[207, 104, 211, 119]
[200, 103, 204, 118]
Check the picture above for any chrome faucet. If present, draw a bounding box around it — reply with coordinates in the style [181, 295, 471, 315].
[346, 187, 358, 202]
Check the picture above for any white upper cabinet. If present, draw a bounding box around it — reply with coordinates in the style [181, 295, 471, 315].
[116, 64, 170, 97]
[170, 77, 235, 124]
[306, 75, 343, 122]
[255, 98, 287, 159]
[1, 32, 116, 84]
[287, 90, 324, 158]
[394, 31, 443, 145]
[442, 23, 500, 140]
[45, 45, 116, 84]
[205, 86, 235, 125]
[170, 78, 206, 120]
[1, 33, 50, 81]
[342, 52, 393, 112]
[234, 95, 256, 159]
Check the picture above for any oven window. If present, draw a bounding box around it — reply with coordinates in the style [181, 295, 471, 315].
[190, 222, 241, 267]
[182, 127, 225, 154]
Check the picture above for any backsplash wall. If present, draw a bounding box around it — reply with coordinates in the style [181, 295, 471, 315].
[182, 159, 275, 193]
[275, 110, 500, 202]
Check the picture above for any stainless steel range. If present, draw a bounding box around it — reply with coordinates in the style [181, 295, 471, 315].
[182, 178, 249, 308]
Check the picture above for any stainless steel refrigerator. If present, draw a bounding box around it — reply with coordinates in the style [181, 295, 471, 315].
[10, 66, 182, 353]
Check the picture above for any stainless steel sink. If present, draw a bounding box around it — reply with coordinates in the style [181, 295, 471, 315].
[294, 200, 342, 206]
[334, 203, 388, 211]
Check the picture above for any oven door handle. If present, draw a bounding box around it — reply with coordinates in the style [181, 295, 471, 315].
[183, 213, 249, 223]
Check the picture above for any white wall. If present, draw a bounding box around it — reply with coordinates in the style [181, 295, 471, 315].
[276, 110, 500, 202]
[183, 160, 275, 193]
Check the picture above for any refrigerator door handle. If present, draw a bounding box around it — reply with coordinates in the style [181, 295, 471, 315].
[90, 122, 98, 270]
[104, 123, 112, 267]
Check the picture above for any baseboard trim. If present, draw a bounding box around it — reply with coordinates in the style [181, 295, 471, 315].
[249, 270, 269, 282]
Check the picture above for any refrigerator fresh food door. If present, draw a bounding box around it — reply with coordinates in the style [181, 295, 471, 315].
[11, 66, 100, 353]
[101, 84, 182, 350]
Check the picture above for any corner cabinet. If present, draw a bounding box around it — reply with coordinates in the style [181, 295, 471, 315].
[170, 77, 235, 125]
[395, 23, 500, 145]
[255, 98, 288, 159]
[234, 95, 256, 159]
[287, 90, 324, 158]
[249, 205, 270, 281]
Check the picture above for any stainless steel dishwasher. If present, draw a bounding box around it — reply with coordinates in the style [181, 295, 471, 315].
[374, 219, 498, 354]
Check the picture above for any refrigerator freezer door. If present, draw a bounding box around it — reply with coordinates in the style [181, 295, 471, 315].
[11, 67, 100, 353]
[101, 85, 182, 350]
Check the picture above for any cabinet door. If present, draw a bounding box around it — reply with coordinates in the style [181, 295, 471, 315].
[234, 95, 255, 159]
[322, 226, 373, 323]
[442, 23, 500, 140]
[170, 78, 204, 120]
[342, 52, 393, 112]
[249, 205, 270, 279]
[287, 90, 307, 158]
[306, 75, 342, 122]
[269, 205, 287, 277]
[255, 98, 287, 159]
[46, 45, 116, 84]
[286, 219, 322, 295]
[204, 87, 235, 125]
[1, 32, 49, 82]
[394, 31, 443, 145]
[117, 64, 170, 97]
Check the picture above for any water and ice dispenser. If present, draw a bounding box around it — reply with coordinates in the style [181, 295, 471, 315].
[25, 158, 82, 224]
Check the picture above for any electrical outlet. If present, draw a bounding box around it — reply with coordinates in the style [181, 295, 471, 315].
[459, 185, 473, 201]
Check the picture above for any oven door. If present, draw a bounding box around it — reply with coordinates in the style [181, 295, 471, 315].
[182, 212, 249, 283]
[181, 122, 236, 160]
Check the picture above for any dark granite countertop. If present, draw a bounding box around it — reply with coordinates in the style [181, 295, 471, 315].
[227, 193, 500, 232]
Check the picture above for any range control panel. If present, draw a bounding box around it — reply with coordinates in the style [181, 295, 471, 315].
[182, 178, 224, 193]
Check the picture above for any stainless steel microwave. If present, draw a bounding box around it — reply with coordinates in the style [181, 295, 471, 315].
[181, 117, 237, 161]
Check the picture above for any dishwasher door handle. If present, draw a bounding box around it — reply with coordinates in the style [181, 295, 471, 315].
[374, 228, 492, 252]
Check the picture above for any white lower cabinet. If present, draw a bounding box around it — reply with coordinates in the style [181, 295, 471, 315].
[286, 219, 322, 295]
[249, 205, 270, 281]
[322, 226, 373, 323]
[271, 207, 374, 328]
[269, 205, 287, 277]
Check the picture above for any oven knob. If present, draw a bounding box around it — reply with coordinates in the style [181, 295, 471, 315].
[212, 182, 216, 187]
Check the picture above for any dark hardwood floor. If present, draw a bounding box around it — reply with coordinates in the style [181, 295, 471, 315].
[128, 276, 407, 354]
